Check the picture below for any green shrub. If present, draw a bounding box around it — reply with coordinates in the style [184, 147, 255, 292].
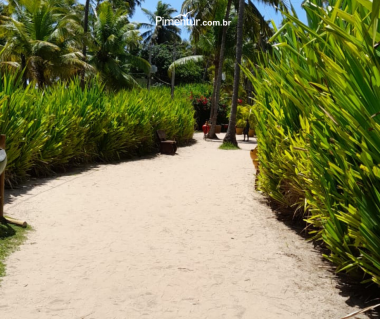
[0, 75, 194, 185]
[174, 83, 230, 128]
[175, 60, 204, 84]
[140, 44, 208, 85]
[246, 0, 380, 285]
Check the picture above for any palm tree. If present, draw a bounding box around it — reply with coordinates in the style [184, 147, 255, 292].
[0, 0, 89, 88]
[181, 0, 284, 140]
[223, 0, 283, 146]
[181, 0, 220, 43]
[139, 1, 180, 90]
[124, 0, 144, 16]
[207, 0, 233, 138]
[88, 2, 150, 90]
[182, 0, 229, 138]
[82, 0, 145, 88]
[82, 0, 91, 88]
[223, 0, 245, 146]
[95, 0, 144, 17]
[140, 1, 181, 45]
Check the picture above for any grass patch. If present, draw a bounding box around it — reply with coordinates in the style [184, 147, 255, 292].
[219, 142, 240, 150]
[0, 222, 29, 278]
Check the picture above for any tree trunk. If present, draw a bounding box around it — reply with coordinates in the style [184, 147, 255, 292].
[209, 52, 220, 129]
[81, 0, 90, 90]
[207, 0, 233, 139]
[223, 0, 245, 146]
[21, 54, 27, 88]
[147, 42, 152, 91]
[171, 43, 176, 99]
[246, 67, 255, 105]
[203, 58, 210, 82]
[36, 66, 45, 89]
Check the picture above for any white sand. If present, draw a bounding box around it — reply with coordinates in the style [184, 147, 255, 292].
[0, 133, 368, 319]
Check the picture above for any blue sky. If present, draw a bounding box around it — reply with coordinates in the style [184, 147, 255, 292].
[80, 0, 308, 39]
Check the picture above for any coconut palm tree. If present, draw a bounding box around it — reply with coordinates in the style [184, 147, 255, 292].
[139, 1, 181, 45]
[223, 0, 245, 146]
[181, 0, 229, 138]
[82, 0, 91, 88]
[180, 0, 277, 138]
[139, 1, 181, 90]
[181, 0, 219, 43]
[95, 0, 144, 16]
[207, 0, 233, 138]
[88, 1, 150, 90]
[224, 0, 283, 146]
[124, 0, 144, 16]
[0, 0, 90, 88]
[81, 0, 145, 88]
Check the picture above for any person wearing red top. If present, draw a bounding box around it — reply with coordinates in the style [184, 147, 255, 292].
[202, 121, 210, 139]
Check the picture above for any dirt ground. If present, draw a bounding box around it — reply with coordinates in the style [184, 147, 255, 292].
[0, 133, 369, 318]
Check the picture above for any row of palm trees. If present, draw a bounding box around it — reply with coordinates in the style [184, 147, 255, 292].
[0, 0, 191, 89]
[178, 0, 284, 144]
[1, 0, 87, 88]
[0, 0, 150, 89]
[143, 0, 284, 145]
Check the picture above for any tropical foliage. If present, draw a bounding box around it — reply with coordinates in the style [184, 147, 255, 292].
[88, 1, 149, 89]
[1, 0, 380, 293]
[140, 42, 203, 84]
[140, 0, 181, 45]
[0, 0, 88, 87]
[0, 0, 149, 90]
[246, 0, 380, 285]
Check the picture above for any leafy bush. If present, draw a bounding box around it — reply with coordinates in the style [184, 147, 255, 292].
[140, 43, 206, 85]
[175, 83, 230, 129]
[176, 84, 212, 129]
[0, 75, 194, 185]
[246, 0, 380, 285]
[233, 105, 255, 128]
[175, 60, 204, 84]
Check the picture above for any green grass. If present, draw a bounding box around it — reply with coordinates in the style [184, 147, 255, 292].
[0, 223, 29, 278]
[219, 142, 240, 150]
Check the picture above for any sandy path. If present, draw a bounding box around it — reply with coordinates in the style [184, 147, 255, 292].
[0, 133, 367, 319]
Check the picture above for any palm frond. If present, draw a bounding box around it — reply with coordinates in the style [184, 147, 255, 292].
[168, 55, 204, 76]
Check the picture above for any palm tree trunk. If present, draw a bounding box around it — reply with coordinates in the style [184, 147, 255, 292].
[147, 42, 152, 91]
[203, 58, 210, 82]
[36, 65, 45, 89]
[207, 0, 233, 139]
[223, 0, 245, 146]
[81, 0, 90, 90]
[246, 67, 255, 105]
[209, 54, 220, 126]
[21, 54, 27, 88]
[171, 43, 176, 99]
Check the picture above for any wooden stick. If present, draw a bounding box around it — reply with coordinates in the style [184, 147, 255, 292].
[0, 134, 5, 223]
[0, 135, 27, 227]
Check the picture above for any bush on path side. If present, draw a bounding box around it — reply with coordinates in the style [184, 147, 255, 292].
[0, 75, 195, 185]
[247, 1, 380, 285]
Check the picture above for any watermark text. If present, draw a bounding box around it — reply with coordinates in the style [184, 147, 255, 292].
[156, 16, 231, 27]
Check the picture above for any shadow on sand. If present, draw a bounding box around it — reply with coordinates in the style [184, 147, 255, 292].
[4, 138, 197, 206]
[260, 196, 380, 319]
[204, 136, 258, 145]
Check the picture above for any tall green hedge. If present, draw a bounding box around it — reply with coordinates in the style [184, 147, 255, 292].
[0, 76, 194, 185]
[247, 0, 380, 285]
